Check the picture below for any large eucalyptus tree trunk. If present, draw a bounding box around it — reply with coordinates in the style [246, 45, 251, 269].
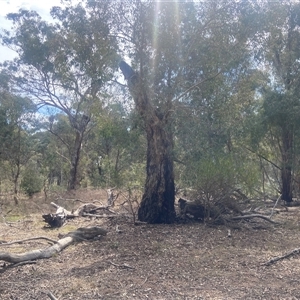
[119, 61, 175, 223]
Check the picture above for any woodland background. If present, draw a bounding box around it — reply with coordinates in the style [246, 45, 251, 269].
[0, 0, 299, 208]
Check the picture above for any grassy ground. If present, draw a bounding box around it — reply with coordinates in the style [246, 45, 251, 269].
[1, 189, 300, 299]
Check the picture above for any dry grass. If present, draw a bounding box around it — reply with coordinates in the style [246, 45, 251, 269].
[1, 190, 300, 299]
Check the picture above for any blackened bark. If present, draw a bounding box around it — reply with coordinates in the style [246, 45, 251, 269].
[119, 61, 175, 223]
[139, 118, 175, 223]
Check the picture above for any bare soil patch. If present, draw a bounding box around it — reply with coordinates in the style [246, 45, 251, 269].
[1, 190, 300, 299]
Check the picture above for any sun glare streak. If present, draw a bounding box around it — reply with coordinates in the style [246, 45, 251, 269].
[151, 1, 161, 70]
[174, 0, 182, 61]
[151, 0, 182, 68]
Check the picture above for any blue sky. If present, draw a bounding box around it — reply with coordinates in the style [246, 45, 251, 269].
[0, 0, 62, 62]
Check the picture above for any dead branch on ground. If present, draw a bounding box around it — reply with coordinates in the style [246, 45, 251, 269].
[0, 226, 107, 266]
[0, 237, 57, 246]
[229, 214, 279, 224]
[263, 247, 300, 266]
[108, 260, 135, 269]
[43, 202, 118, 227]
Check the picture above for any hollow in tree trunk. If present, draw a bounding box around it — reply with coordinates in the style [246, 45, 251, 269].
[119, 61, 175, 223]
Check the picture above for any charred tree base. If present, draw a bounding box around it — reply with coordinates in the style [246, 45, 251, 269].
[138, 193, 176, 224]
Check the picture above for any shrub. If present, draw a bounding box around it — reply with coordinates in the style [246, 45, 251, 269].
[20, 167, 43, 197]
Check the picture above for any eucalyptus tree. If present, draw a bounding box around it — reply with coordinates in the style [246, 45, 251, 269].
[0, 71, 36, 203]
[1, 2, 118, 190]
[117, 0, 191, 223]
[115, 0, 255, 222]
[85, 102, 146, 188]
[251, 1, 300, 202]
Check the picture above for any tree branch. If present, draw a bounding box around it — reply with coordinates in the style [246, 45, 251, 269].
[174, 70, 223, 102]
[244, 146, 281, 170]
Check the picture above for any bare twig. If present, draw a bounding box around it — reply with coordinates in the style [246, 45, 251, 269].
[0, 260, 37, 273]
[120, 190, 140, 224]
[244, 146, 281, 170]
[140, 276, 148, 286]
[174, 70, 223, 102]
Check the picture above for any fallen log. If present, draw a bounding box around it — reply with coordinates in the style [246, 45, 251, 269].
[0, 226, 107, 264]
[43, 202, 117, 227]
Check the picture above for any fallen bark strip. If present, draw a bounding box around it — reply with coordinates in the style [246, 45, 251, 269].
[263, 248, 300, 266]
[0, 227, 107, 264]
[0, 237, 57, 246]
[42, 291, 59, 300]
[230, 214, 278, 224]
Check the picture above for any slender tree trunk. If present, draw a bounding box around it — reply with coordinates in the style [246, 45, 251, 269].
[119, 61, 175, 223]
[12, 128, 21, 205]
[13, 172, 19, 205]
[278, 12, 294, 204]
[68, 131, 83, 190]
[68, 115, 90, 190]
[281, 128, 293, 203]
